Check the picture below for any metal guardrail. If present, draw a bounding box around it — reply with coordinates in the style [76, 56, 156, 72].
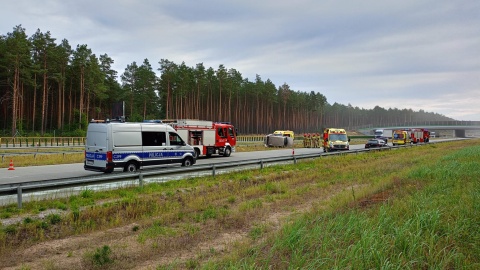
[1, 135, 372, 147]
[0, 142, 442, 208]
[0, 137, 85, 147]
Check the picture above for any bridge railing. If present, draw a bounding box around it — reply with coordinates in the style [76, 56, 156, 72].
[353, 121, 480, 130]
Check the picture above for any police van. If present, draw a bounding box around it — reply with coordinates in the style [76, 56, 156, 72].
[84, 120, 196, 173]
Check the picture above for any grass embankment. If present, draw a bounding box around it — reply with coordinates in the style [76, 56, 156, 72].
[209, 141, 480, 269]
[0, 139, 478, 269]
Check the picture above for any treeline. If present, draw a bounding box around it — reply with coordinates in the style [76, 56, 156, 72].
[0, 25, 453, 137]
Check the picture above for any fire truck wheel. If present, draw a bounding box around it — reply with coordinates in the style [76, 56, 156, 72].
[223, 147, 232, 157]
[124, 161, 138, 173]
[182, 157, 194, 167]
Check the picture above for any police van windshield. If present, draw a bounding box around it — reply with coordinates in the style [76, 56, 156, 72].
[329, 134, 348, 142]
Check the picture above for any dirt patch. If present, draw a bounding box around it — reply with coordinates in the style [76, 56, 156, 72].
[0, 208, 67, 226]
[356, 190, 391, 208]
[0, 177, 400, 269]
[0, 188, 340, 269]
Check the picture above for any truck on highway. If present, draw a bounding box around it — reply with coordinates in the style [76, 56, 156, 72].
[322, 128, 350, 152]
[84, 119, 196, 173]
[162, 119, 236, 158]
[374, 129, 392, 143]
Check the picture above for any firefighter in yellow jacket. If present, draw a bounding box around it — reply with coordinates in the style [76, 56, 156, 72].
[305, 133, 311, 148]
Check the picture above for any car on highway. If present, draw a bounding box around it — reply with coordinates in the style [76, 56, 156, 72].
[365, 139, 388, 148]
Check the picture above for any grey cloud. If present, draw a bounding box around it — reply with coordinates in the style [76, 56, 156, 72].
[1, 0, 479, 120]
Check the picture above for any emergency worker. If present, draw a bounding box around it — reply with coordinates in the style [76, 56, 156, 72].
[305, 133, 311, 148]
[311, 133, 316, 148]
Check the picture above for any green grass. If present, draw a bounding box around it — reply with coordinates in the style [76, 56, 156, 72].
[204, 144, 480, 269]
[0, 139, 478, 269]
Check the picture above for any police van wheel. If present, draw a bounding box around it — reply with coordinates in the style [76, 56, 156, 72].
[124, 161, 138, 173]
[182, 157, 193, 167]
[223, 147, 231, 157]
[194, 148, 200, 158]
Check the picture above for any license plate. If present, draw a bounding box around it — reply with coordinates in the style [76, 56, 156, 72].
[86, 160, 94, 165]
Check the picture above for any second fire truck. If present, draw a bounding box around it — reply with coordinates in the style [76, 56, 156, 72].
[410, 128, 430, 143]
[162, 119, 236, 158]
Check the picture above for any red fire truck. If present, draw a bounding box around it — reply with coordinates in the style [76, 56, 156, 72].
[162, 119, 236, 158]
[410, 128, 430, 143]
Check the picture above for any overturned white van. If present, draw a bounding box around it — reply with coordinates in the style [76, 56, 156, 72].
[84, 120, 196, 173]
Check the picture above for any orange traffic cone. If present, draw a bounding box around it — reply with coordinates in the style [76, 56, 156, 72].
[8, 159, 15, 170]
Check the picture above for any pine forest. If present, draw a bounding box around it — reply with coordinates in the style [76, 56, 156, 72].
[0, 25, 454, 137]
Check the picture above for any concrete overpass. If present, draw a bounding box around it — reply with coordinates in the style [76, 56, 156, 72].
[358, 121, 480, 138]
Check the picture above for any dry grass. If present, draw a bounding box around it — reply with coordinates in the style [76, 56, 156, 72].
[1, 140, 477, 269]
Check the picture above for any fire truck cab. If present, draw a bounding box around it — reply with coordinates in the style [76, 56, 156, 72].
[162, 119, 236, 158]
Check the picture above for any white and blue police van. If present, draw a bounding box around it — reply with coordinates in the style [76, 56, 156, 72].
[84, 119, 196, 173]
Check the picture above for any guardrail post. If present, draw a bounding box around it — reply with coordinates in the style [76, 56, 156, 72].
[17, 187, 23, 208]
[212, 165, 216, 177]
[139, 172, 144, 187]
[293, 156, 297, 164]
[260, 160, 264, 169]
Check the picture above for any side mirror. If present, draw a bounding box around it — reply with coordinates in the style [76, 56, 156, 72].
[348, 138, 351, 142]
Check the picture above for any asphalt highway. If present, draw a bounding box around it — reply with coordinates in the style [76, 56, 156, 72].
[0, 138, 462, 185]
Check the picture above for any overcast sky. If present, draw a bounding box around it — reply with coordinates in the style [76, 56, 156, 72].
[2, 0, 479, 120]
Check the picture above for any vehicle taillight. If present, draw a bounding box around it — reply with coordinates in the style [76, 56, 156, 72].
[106, 151, 113, 162]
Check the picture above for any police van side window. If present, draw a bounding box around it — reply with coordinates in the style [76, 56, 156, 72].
[142, 132, 166, 146]
[169, 132, 185, 146]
